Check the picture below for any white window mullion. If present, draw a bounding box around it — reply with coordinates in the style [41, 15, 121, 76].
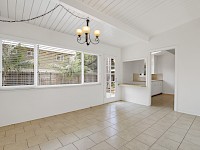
[34, 44, 38, 86]
[97, 55, 100, 83]
[0, 39, 2, 87]
[81, 52, 84, 84]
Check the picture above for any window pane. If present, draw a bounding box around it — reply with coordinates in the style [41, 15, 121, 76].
[38, 45, 81, 85]
[2, 40, 34, 86]
[84, 54, 98, 83]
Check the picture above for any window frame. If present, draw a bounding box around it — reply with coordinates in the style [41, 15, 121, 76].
[0, 39, 100, 90]
[83, 52, 100, 84]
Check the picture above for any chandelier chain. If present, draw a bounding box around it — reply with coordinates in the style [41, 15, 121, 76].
[0, 4, 87, 23]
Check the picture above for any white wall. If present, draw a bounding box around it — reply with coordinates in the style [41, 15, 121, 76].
[0, 22, 122, 127]
[122, 18, 200, 116]
[156, 53, 175, 94]
[121, 43, 151, 106]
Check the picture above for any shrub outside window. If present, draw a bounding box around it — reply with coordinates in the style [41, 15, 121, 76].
[84, 53, 98, 83]
[2, 40, 34, 86]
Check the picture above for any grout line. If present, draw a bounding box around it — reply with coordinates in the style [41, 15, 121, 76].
[177, 116, 196, 149]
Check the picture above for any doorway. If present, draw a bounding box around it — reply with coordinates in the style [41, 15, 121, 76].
[104, 57, 117, 103]
[150, 49, 176, 110]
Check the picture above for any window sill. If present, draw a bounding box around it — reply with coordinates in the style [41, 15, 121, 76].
[0, 83, 101, 91]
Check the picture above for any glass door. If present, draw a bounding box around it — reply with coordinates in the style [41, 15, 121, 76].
[105, 57, 116, 99]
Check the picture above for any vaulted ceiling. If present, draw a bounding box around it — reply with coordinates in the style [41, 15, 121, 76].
[1, 0, 200, 48]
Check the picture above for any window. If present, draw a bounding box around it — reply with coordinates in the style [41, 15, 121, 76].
[2, 40, 34, 86]
[38, 45, 82, 85]
[0, 40, 99, 88]
[84, 53, 98, 83]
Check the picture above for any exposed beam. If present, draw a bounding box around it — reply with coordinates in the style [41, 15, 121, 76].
[59, 0, 150, 41]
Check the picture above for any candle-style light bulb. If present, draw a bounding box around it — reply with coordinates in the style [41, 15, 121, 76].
[94, 30, 100, 37]
[76, 29, 83, 36]
[82, 26, 90, 34]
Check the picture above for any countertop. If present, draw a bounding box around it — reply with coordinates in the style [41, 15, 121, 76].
[118, 83, 146, 87]
[132, 80, 163, 82]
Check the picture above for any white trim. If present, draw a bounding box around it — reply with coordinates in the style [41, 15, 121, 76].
[81, 52, 84, 84]
[0, 39, 2, 87]
[34, 44, 38, 86]
[97, 54, 101, 83]
[0, 83, 101, 91]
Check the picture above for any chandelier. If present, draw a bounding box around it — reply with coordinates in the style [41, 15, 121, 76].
[76, 19, 100, 46]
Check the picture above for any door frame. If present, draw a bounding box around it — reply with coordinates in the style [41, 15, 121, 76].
[103, 55, 118, 104]
[149, 46, 177, 111]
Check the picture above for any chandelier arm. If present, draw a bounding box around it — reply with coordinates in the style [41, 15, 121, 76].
[88, 34, 99, 45]
[77, 37, 86, 44]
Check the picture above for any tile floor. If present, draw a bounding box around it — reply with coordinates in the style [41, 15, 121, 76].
[0, 94, 200, 150]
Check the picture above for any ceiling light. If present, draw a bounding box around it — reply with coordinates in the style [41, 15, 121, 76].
[76, 19, 100, 46]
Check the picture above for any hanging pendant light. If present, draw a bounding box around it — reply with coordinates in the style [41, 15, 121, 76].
[76, 19, 100, 46]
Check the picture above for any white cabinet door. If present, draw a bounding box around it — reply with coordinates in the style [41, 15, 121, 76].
[151, 81, 163, 96]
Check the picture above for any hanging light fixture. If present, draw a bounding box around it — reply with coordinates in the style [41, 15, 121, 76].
[76, 19, 100, 46]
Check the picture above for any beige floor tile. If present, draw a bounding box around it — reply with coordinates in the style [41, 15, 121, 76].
[27, 134, 48, 147]
[61, 126, 79, 134]
[100, 127, 118, 137]
[136, 133, 157, 146]
[150, 144, 169, 150]
[73, 137, 95, 150]
[0, 135, 15, 146]
[4, 141, 28, 150]
[91, 142, 115, 150]
[35, 126, 52, 135]
[162, 131, 185, 143]
[151, 123, 170, 132]
[74, 128, 93, 138]
[178, 140, 200, 150]
[184, 130, 200, 146]
[0, 125, 14, 132]
[45, 130, 65, 140]
[106, 135, 127, 149]
[125, 139, 149, 150]
[39, 139, 62, 150]
[118, 146, 130, 150]
[144, 128, 164, 139]
[25, 145, 40, 150]
[58, 133, 79, 146]
[6, 127, 25, 136]
[16, 130, 35, 142]
[168, 126, 188, 136]
[116, 130, 139, 141]
[156, 137, 180, 150]
[0, 146, 3, 150]
[15, 122, 31, 128]
[49, 123, 66, 131]
[24, 124, 41, 131]
[0, 131, 5, 138]
[88, 132, 109, 143]
[57, 144, 78, 150]
[87, 125, 104, 133]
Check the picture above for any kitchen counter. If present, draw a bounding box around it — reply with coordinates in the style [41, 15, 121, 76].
[119, 83, 146, 87]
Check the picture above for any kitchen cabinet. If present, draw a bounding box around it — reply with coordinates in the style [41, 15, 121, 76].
[151, 80, 162, 96]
